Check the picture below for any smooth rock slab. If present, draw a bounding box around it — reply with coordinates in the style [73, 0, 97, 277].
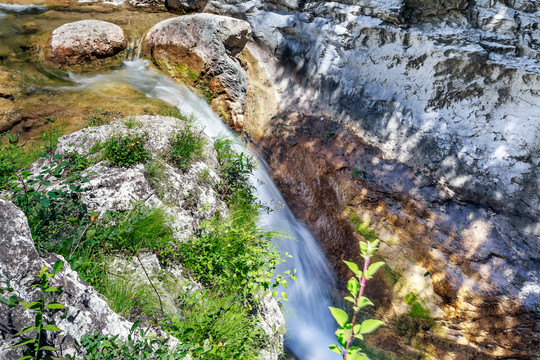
[47, 20, 126, 66]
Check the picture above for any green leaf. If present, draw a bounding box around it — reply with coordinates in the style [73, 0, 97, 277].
[21, 301, 40, 310]
[9, 338, 36, 349]
[329, 344, 342, 355]
[366, 261, 385, 279]
[15, 326, 37, 336]
[86, 229, 96, 240]
[53, 260, 64, 275]
[359, 319, 384, 334]
[45, 302, 65, 310]
[67, 217, 79, 223]
[329, 307, 348, 327]
[43, 324, 62, 332]
[40, 197, 50, 208]
[347, 277, 360, 297]
[39, 346, 58, 351]
[15, 356, 33, 360]
[357, 296, 374, 309]
[344, 296, 355, 303]
[343, 260, 359, 275]
[131, 320, 141, 333]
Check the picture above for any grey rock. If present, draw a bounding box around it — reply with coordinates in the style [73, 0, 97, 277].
[207, 0, 540, 224]
[165, 0, 208, 13]
[39, 115, 226, 240]
[144, 14, 251, 128]
[0, 199, 133, 359]
[47, 20, 126, 66]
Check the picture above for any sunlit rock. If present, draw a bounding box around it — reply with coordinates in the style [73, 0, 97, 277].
[47, 20, 126, 66]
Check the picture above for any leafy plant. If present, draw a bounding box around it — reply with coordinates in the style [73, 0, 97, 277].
[7, 260, 65, 360]
[104, 133, 150, 167]
[162, 290, 263, 360]
[213, 137, 257, 205]
[329, 239, 385, 360]
[0, 132, 33, 189]
[169, 126, 206, 171]
[74, 322, 188, 360]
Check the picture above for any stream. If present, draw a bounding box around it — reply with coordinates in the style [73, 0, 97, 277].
[0, 4, 341, 357]
[68, 58, 341, 360]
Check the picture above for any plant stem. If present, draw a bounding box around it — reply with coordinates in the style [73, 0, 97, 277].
[343, 256, 371, 360]
[136, 255, 164, 315]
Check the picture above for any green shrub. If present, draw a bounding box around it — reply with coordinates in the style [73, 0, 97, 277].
[104, 133, 151, 167]
[162, 290, 263, 360]
[213, 137, 257, 206]
[169, 127, 206, 171]
[0, 133, 34, 189]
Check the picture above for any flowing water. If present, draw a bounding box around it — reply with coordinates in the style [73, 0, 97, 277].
[67, 58, 341, 360]
[1, 5, 340, 358]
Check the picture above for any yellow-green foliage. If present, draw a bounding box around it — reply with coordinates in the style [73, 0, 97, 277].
[349, 211, 379, 241]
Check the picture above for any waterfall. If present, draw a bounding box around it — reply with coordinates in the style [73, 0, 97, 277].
[67, 59, 341, 360]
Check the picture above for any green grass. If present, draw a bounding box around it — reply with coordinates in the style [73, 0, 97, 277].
[104, 132, 151, 167]
[163, 290, 263, 360]
[169, 126, 206, 171]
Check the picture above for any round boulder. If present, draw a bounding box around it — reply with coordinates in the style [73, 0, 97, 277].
[47, 20, 126, 66]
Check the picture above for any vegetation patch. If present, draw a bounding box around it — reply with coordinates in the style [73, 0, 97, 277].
[169, 126, 206, 172]
[104, 132, 151, 167]
[349, 211, 379, 242]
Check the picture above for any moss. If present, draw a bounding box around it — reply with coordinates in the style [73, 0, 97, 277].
[349, 211, 379, 241]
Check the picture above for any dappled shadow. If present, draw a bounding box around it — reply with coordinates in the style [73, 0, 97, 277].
[254, 112, 540, 359]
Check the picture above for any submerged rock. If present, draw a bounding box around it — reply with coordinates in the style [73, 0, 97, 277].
[46, 20, 126, 66]
[144, 14, 251, 129]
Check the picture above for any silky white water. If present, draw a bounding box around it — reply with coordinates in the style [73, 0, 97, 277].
[66, 58, 341, 360]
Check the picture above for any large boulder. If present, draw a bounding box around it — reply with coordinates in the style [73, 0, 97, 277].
[144, 14, 251, 129]
[0, 199, 133, 359]
[46, 20, 126, 66]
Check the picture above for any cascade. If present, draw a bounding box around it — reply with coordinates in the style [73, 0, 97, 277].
[67, 58, 341, 360]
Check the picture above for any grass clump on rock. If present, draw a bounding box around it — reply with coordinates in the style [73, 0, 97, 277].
[169, 126, 206, 171]
[104, 132, 151, 167]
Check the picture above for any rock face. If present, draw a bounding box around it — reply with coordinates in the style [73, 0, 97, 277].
[201, 0, 540, 358]
[0, 199, 134, 359]
[165, 0, 209, 13]
[47, 20, 126, 66]
[144, 14, 251, 129]
[207, 0, 540, 225]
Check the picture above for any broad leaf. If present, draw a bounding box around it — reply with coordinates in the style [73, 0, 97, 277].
[43, 324, 62, 332]
[366, 261, 385, 279]
[15, 326, 36, 337]
[359, 319, 384, 334]
[53, 260, 64, 275]
[329, 307, 348, 327]
[38, 346, 58, 351]
[343, 260, 359, 275]
[9, 338, 36, 349]
[347, 277, 360, 297]
[357, 296, 374, 309]
[45, 302, 65, 310]
[329, 344, 342, 355]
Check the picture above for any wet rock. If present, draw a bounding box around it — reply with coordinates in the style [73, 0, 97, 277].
[144, 14, 251, 129]
[0, 199, 133, 359]
[47, 20, 126, 66]
[165, 0, 208, 13]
